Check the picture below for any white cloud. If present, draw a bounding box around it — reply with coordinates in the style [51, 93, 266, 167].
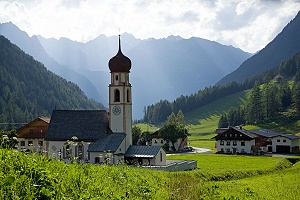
[0, 0, 299, 53]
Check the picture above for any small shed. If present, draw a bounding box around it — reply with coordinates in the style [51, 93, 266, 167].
[125, 145, 166, 166]
[88, 133, 126, 164]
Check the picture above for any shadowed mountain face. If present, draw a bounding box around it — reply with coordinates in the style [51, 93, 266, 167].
[0, 22, 105, 103]
[217, 11, 300, 86]
[0, 35, 104, 129]
[0, 22, 250, 118]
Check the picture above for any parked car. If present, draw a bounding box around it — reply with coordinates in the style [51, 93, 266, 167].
[182, 146, 194, 152]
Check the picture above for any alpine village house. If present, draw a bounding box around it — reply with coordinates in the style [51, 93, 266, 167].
[214, 126, 300, 155]
[16, 36, 167, 167]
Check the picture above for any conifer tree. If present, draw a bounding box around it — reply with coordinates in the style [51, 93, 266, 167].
[292, 82, 300, 113]
[245, 83, 263, 124]
[262, 83, 280, 120]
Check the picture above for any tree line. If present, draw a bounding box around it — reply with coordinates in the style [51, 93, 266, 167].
[143, 50, 300, 125]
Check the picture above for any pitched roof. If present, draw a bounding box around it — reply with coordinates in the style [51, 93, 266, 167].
[213, 126, 257, 140]
[252, 129, 300, 140]
[88, 133, 126, 152]
[251, 129, 281, 138]
[17, 116, 50, 132]
[39, 116, 51, 123]
[17, 116, 50, 138]
[276, 134, 300, 140]
[125, 145, 162, 158]
[45, 110, 112, 141]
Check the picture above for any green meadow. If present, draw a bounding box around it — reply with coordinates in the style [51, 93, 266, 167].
[1, 149, 299, 199]
[136, 91, 249, 152]
[137, 90, 300, 152]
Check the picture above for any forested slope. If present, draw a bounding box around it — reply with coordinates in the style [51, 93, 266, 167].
[0, 35, 105, 129]
[219, 51, 300, 129]
[144, 50, 300, 126]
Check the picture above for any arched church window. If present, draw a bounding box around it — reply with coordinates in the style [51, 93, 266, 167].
[127, 89, 130, 102]
[115, 75, 118, 81]
[63, 144, 71, 159]
[115, 89, 120, 102]
[76, 143, 84, 160]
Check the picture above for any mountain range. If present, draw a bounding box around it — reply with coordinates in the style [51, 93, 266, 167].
[0, 22, 250, 118]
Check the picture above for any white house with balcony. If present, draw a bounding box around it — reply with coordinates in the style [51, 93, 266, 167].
[213, 126, 257, 154]
[215, 127, 300, 154]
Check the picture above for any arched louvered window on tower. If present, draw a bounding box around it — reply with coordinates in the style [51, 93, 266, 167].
[127, 89, 130, 102]
[115, 89, 120, 102]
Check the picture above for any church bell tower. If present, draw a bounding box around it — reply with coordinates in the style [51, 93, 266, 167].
[108, 35, 132, 150]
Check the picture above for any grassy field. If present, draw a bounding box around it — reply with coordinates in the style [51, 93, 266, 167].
[185, 90, 248, 125]
[1, 149, 299, 199]
[201, 162, 300, 199]
[134, 123, 159, 133]
[167, 154, 291, 174]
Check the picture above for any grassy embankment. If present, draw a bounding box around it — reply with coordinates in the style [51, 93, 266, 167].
[1, 149, 300, 199]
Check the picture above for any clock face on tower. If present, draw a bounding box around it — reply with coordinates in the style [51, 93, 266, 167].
[112, 105, 121, 115]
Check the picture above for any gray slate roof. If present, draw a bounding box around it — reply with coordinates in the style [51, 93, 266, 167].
[251, 129, 281, 138]
[125, 145, 162, 158]
[45, 110, 112, 141]
[252, 129, 300, 140]
[88, 133, 126, 152]
[278, 134, 300, 140]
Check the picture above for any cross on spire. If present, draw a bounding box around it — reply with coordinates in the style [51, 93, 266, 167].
[118, 34, 121, 52]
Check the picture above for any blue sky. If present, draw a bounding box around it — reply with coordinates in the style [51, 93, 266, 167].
[0, 0, 299, 53]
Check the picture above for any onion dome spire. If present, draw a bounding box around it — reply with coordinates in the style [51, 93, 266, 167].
[108, 35, 131, 73]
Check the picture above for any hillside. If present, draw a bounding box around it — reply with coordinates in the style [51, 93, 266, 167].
[217, 11, 300, 85]
[143, 49, 300, 140]
[0, 22, 105, 102]
[0, 35, 105, 130]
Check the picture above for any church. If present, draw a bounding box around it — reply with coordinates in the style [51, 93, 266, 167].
[20, 36, 166, 166]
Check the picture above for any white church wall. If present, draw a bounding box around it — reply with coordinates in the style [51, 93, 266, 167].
[46, 140, 91, 161]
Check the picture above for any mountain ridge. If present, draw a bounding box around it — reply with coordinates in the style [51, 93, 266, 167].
[217, 11, 300, 85]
